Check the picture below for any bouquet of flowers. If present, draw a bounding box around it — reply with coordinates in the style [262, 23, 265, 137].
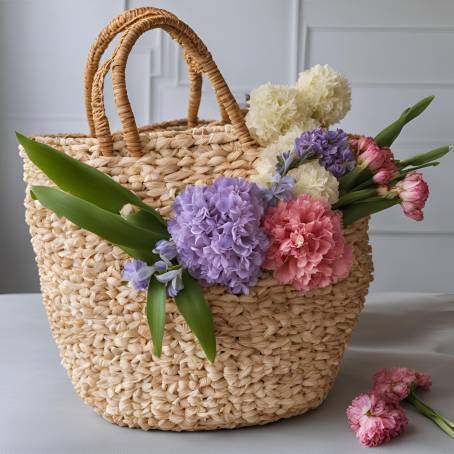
[18, 64, 451, 363]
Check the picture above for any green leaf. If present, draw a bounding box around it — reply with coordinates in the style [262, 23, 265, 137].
[146, 277, 167, 357]
[389, 162, 440, 185]
[17, 132, 167, 227]
[125, 209, 169, 239]
[374, 96, 434, 147]
[119, 246, 158, 264]
[339, 166, 372, 194]
[31, 186, 163, 255]
[175, 271, 216, 362]
[342, 199, 400, 226]
[398, 145, 452, 168]
[332, 188, 378, 209]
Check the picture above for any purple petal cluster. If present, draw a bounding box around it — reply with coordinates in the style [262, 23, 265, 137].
[295, 128, 355, 179]
[262, 174, 295, 207]
[168, 177, 270, 294]
[122, 259, 166, 291]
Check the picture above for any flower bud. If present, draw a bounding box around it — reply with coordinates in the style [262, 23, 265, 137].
[392, 172, 429, 221]
[119, 203, 139, 219]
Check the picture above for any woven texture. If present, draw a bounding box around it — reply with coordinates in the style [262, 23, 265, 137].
[20, 6, 373, 431]
[21, 124, 373, 431]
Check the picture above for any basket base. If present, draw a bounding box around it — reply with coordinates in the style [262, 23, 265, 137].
[96, 390, 331, 432]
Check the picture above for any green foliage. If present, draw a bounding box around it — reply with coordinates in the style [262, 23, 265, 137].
[175, 271, 216, 362]
[146, 277, 167, 357]
[342, 199, 399, 226]
[31, 186, 163, 256]
[17, 132, 166, 227]
[374, 96, 434, 147]
[398, 145, 452, 168]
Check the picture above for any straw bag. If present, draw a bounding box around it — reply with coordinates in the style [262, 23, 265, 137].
[21, 7, 373, 431]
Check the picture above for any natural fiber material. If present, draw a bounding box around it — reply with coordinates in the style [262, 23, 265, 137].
[20, 6, 373, 431]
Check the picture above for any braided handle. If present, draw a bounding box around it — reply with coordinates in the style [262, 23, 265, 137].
[92, 9, 254, 156]
[85, 7, 228, 137]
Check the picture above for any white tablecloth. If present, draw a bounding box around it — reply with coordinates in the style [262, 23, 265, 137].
[1, 293, 453, 453]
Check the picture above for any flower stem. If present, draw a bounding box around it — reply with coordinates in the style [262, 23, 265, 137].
[406, 392, 454, 438]
[332, 188, 378, 209]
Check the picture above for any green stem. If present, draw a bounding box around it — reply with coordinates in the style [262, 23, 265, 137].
[351, 177, 375, 191]
[406, 392, 454, 438]
[332, 188, 378, 209]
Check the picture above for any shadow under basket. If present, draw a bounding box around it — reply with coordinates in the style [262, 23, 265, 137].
[20, 6, 374, 431]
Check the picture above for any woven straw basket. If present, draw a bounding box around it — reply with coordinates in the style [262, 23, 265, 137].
[21, 7, 373, 431]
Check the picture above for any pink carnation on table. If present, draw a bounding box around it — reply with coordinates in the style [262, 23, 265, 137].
[346, 393, 408, 447]
[371, 367, 417, 403]
[371, 367, 432, 403]
[261, 194, 353, 292]
[415, 371, 432, 391]
[392, 172, 429, 221]
[349, 135, 398, 184]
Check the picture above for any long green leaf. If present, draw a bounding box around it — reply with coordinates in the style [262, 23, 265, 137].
[333, 188, 378, 209]
[146, 277, 167, 357]
[374, 96, 434, 147]
[120, 246, 158, 264]
[175, 271, 216, 362]
[31, 186, 163, 254]
[17, 132, 166, 227]
[342, 199, 400, 226]
[126, 210, 169, 239]
[339, 167, 372, 194]
[398, 145, 452, 168]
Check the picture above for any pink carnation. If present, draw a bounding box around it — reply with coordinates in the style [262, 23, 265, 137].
[371, 368, 417, 403]
[371, 367, 432, 403]
[350, 135, 398, 184]
[347, 394, 408, 447]
[261, 194, 353, 292]
[415, 371, 432, 391]
[392, 172, 429, 221]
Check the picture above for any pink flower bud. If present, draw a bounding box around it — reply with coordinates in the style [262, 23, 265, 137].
[358, 143, 385, 171]
[393, 172, 429, 221]
[351, 135, 398, 184]
[373, 159, 398, 184]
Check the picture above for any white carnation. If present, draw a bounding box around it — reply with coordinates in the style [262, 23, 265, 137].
[296, 64, 351, 126]
[251, 121, 320, 188]
[287, 160, 339, 204]
[246, 83, 312, 146]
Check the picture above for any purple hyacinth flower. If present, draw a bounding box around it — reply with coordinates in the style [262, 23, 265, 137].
[295, 128, 355, 179]
[122, 260, 153, 290]
[122, 259, 167, 291]
[168, 176, 269, 295]
[153, 239, 177, 261]
[276, 150, 295, 175]
[155, 267, 184, 297]
[262, 173, 295, 206]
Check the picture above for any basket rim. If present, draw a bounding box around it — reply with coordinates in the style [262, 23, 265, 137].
[31, 118, 238, 143]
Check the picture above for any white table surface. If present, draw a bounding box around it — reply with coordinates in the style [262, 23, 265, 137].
[1, 293, 453, 454]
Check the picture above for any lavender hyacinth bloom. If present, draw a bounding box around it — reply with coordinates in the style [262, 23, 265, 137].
[262, 173, 295, 206]
[168, 177, 269, 295]
[153, 239, 177, 261]
[156, 268, 184, 298]
[122, 259, 167, 290]
[295, 128, 355, 179]
[275, 150, 295, 175]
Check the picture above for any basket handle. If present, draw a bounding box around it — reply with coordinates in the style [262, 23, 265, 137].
[91, 9, 255, 156]
[84, 7, 228, 137]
